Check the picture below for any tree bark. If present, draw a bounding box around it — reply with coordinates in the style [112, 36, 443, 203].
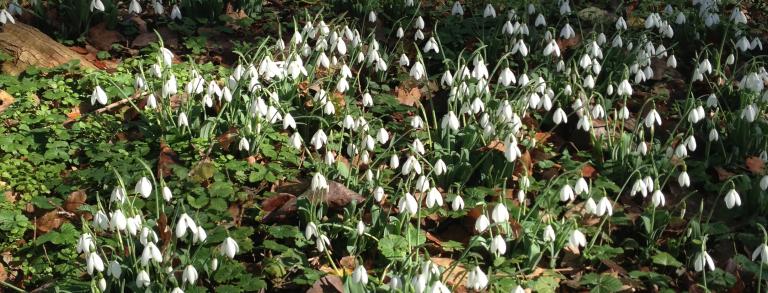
[0, 22, 96, 75]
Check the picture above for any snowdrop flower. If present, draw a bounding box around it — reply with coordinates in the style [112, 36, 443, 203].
[451, 1, 464, 16]
[140, 227, 158, 246]
[724, 189, 741, 209]
[399, 54, 410, 67]
[413, 16, 425, 30]
[368, 11, 377, 23]
[434, 159, 447, 176]
[289, 133, 302, 150]
[136, 270, 151, 288]
[631, 179, 647, 197]
[140, 242, 163, 266]
[560, 23, 575, 39]
[475, 214, 490, 233]
[741, 104, 758, 122]
[220, 237, 239, 259]
[543, 40, 561, 57]
[574, 178, 589, 195]
[569, 229, 587, 249]
[410, 61, 426, 80]
[85, 253, 105, 276]
[466, 266, 489, 291]
[504, 137, 521, 162]
[560, 184, 575, 202]
[126, 215, 141, 236]
[182, 265, 198, 285]
[311, 173, 329, 194]
[362, 92, 374, 107]
[675, 11, 686, 24]
[77, 233, 96, 254]
[110, 209, 127, 231]
[441, 111, 460, 132]
[760, 175, 768, 191]
[310, 129, 327, 150]
[91, 86, 108, 105]
[651, 189, 665, 207]
[90, 0, 105, 12]
[170, 5, 182, 20]
[678, 171, 690, 188]
[694, 251, 715, 272]
[304, 222, 318, 240]
[128, 0, 142, 14]
[483, 4, 496, 18]
[644, 109, 661, 128]
[490, 234, 507, 255]
[615, 16, 627, 30]
[134, 177, 152, 198]
[535, 14, 546, 27]
[618, 106, 630, 120]
[356, 220, 366, 236]
[730, 7, 747, 24]
[584, 197, 598, 215]
[316, 235, 331, 252]
[423, 37, 439, 53]
[106, 260, 122, 279]
[452, 195, 465, 211]
[753, 244, 768, 264]
[512, 285, 526, 293]
[175, 213, 198, 238]
[707, 128, 719, 142]
[596, 197, 613, 216]
[543, 225, 556, 242]
[617, 80, 632, 96]
[553, 108, 568, 125]
[93, 210, 109, 230]
[414, 29, 425, 41]
[491, 203, 509, 224]
[706, 94, 718, 108]
[352, 265, 368, 284]
[398, 192, 418, 216]
[0, 9, 15, 24]
[163, 75, 178, 97]
[502, 21, 515, 35]
[425, 188, 443, 208]
[498, 68, 516, 86]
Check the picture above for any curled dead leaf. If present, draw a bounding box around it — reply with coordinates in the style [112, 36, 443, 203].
[395, 85, 422, 106]
[746, 156, 764, 174]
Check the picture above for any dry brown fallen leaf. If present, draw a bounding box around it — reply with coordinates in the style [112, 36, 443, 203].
[63, 190, 86, 213]
[431, 257, 467, 287]
[745, 156, 764, 174]
[395, 85, 422, 106]
[35, 211, 66, 234]
[713, 166, 736, 181]
[157, 142, 179, 178]
[0, 90, 14, 113]
[306, 274, 344, 293]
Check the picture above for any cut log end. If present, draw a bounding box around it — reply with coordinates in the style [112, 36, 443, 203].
[0, 23, 97, 75]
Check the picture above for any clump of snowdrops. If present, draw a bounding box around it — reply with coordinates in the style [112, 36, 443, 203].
[76, 0, 768, 291]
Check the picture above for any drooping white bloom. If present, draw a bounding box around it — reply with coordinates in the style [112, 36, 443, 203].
[451, 1, 464, 16]
[134, 177, 152, 198]
[569, 229, 587, 249]
[452, 195, 465, 211]
[752, 244, 768, 264]
[475, 214, 490, 233]
[760, 175, 768, 191]
[553, 108, 568, 125]
[466, 266, 489, 291]
[560, 184, 575, 202]
[644, 109, 662, 128]
[491, 203, 509, 224]
[410, 61, 426, 80]
[91, 86, 108, 105]
[441, 111, 460, 132]
[136, 270, 151, 288]
[543, 225, 556, 242]
[110, 209, 127, 231]
[596, 197, 613, 216]
[368, 11, 377, 23]
[724, 189, 741, 209]
[175, 213, 198, 239]
[170, 4, 182, 20]
[90, 0, 105, 12]
[490, 234, 507, 255]
[433, 159, 447, 176]
[140, 242, 163, 266]
[128, 0, 142, 14]
[651, 189, 666, 207]
[352, 265, 368, 284]
[373, 186, 386, 202]
[694, 251, 715, 272]
[574, 178, 589, 195]
[398, 192, 419, 216]
[483, 4, 496, 18]
[220, 237, 239, 259]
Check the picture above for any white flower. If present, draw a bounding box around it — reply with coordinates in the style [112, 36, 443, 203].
[110, 210, 127, 231]
[451, 195, 465, 211]
[425, 188, 443, 208]
[136, 270, 151, 288]
[310, 129, 327, 150]
[585, 197, 597, 215]
[311, 173, 329, 194]
[141, 242, 163, 266]
[724, 189, 741, 209]
[170, 4, 182, 20]
[466, 266, 489, 291]
[694, 251, 715, 272]
[368, 11, 377, 23]
[490, 234, 507, 255]
[374, 186, 386, 202]
[316, 234, 331, 252]
[128, 0, 142, 14]
[175, 213, 198, 238]
[752, 244, 768, 264]
[512, 285, 526, 293]
[553, 108, 568, 125]
[498, 67, 516, 86]
[574, 178, 589, 195]
[135, 177, 152, 198]
[543, 225, 556, 242]
[709, 129, 719, 142]
[410, 61, 426, 80]
[177, 112, 188, 127]
[651, 190, 666, 207]
[491, 203, 509, 224]
[178, 265, 198, 285]
[475, 214, 490, 233]
[90, 0, 105, 12]
[760, 175, 768, 191]
[220, 237, 239, 259]
[77, 233, 95, 255]
[483, 4, 496, 18]
[85, 252, 104, 276]
[402, 155, 422, 175]
[569, 229, 587, 249]
[108, 260, 122, 278]
[193, 226, 207, 243]
[352, 265, 368, 284]
[617, 80, 632, 96]
[91, 86, 108, 105]
[451, 1, 464, 16]
[504, 137, 521, 162]
[616, 16, 627, 30]
[434, 159, 447, 176]
[441, 111, 460, 132]
[560, 184, 575, 202]
[356, 220, 366, 236]
[596, 197, 613, 216]
[304, 222, 318, 240]
[678, 171, 690, 188]
[412, 139, 426, 155]
[644, 109, 662, 128]
[431, 281, 451, 293]
[535, 14, 547, 27]
[398, 193, 419, 216]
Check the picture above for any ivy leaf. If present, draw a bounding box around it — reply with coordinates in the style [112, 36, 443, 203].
[652, 251, 683, 267]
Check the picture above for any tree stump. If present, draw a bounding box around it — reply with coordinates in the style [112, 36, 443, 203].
[0, 23, 96, 75]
